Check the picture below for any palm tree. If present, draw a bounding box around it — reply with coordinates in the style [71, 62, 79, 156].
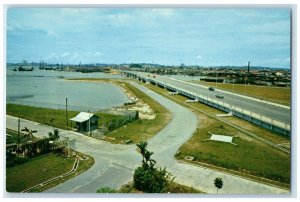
[136, 141, 148, 164]
[214, 177, 223, 194]
[137, 141, 157, 168]
[21, 127, 37, 141]
[144, 150, 156, 168]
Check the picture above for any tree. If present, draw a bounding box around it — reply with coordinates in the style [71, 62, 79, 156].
[129, 64, 143, 69]
[136, 141, 148, 165]
[48, 129, 60, 140]
[214, 177, 223, 194]
[133, 141, 174, 193]
[21, 127, 37, 141]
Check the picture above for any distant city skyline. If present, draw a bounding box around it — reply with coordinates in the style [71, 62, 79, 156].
[6, 8, 291, 68]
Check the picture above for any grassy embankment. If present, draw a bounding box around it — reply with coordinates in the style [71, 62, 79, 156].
[143, 82, 290, 188]
[69, 78, 172, 144]
[191, 80, 290, 106]
[6, 152, 94, 192]
[6, 103, 121, 130]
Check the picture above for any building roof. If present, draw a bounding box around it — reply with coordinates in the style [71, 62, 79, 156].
[70, 112, 98, 123]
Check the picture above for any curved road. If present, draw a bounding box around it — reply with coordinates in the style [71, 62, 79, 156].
[6, 82, 288, 194]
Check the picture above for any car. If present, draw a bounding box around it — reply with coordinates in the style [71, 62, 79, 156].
[208, 87, 215, 91]
[216, 93, 224, 99]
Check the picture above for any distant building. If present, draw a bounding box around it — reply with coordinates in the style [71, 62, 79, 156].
[275, 72, 284, 77]
[70, 112, 99, 132]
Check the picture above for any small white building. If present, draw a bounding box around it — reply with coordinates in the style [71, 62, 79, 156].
[70, 112, 99, 132]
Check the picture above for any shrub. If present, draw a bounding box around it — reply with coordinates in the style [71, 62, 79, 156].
[96, 187, 117, 193]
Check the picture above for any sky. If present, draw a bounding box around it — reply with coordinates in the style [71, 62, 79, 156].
[6, 7, 291, 68]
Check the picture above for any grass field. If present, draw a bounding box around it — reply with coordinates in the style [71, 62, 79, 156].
[6, 103, 121, 130]
[191, 80, 291, 106]
[144, 83, 290, 186]
[7, 153, 73, 192]
[30, 152, 94, 192]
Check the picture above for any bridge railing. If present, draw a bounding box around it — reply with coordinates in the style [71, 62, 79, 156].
[150, 77, 290, 132]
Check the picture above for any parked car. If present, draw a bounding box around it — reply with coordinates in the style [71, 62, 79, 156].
[216, 93, 224, 99]
[208, 87, 215, 91]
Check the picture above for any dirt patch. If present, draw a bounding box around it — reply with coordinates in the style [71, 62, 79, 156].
[116, 82, 156, 120]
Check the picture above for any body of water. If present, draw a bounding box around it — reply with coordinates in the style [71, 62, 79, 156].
[6, 69, 130, 110]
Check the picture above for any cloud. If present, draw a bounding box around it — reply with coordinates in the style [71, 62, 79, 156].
[149, 9, 175, 18]
[46, 30, 59, 38]
[108, 13, 134, 26]
[196, 55, 203, 60]
[93, 52, 103, 57]
[61, 52, 70, 58]
[46, 52, 59, 61]
[70, 53, 80, 61]
[7, 19, 24, 31]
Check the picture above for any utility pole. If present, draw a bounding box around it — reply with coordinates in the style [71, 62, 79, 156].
[245, 61, 250, 96]
[244, 75, 247, 96]
[66, 98, 68, 127]
[17, 118, 20, 148]
[215, 72, 218, 88]
[89, 113, 91, 136]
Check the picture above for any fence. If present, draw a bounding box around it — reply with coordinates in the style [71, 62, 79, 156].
[7, 99, 137, 117]
[97, 111, 139, 135]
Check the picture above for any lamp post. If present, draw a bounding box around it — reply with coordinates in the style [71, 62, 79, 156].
[17, 118, 20, 148]
[66, 98, 68, 127]
[244, 75, 247, 96]
[89, 113, 91, 136]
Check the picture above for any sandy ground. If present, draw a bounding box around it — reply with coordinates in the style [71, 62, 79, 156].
[117, 82, 155, 120]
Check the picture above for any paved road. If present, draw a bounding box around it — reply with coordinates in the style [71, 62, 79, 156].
[130, 72, 290, 124]
[6, 82, 289, 194]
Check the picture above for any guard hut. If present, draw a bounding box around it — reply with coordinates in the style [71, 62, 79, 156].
[70, 112, 99, 132]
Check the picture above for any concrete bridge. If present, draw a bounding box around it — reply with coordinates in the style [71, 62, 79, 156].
[124, 71, 291, 136]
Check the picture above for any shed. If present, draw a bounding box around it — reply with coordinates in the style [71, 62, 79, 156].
[70, 112, 99, 132]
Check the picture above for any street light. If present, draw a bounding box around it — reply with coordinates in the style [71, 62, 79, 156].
[215, 72, 218, 88]
[244, 75, 247, 96]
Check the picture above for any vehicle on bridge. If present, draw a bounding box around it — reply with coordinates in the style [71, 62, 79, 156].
[209, 87, 215, 91]
[216, 93, 224, 99]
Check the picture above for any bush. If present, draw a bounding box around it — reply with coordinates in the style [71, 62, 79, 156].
[6, 152, 28, 167]
[133, 166, 171, 193]
[96, 187, 117, 193]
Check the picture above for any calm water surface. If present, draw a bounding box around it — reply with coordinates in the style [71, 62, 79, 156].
[6, 69, 130, 110]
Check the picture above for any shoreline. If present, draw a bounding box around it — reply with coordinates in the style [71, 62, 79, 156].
[67, 78, 156, 119]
